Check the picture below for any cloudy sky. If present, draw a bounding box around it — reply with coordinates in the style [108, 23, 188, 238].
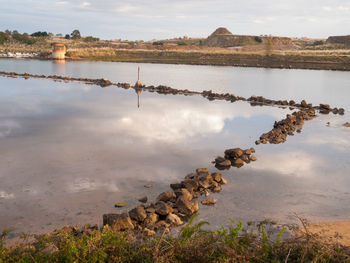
[0, 0, 349, 40]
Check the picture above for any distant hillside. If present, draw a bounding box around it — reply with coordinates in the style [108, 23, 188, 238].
[326, 35, 350, 46]
[203, 27, 293, 48]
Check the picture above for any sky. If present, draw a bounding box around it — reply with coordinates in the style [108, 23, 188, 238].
[0, 0, 350, 40]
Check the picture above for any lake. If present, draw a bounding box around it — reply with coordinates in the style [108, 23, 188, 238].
[0, 58, 349, 236]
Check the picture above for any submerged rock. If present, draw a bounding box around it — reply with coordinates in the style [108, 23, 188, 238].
[201, 198, 216, 205]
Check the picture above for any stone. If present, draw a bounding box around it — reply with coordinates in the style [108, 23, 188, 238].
[115, 202, 127, 208]
[156, 190, 176, 202]
[155, 201, 173, 216]
[301, 100, 307, 107]
[343, 122, 350, 128]
[155, 220, 170, 230]
[138, 196, 148, 203]
[129, 206, 147, 222]
[212, 173, 222, 183]
[146, 207, 155, 213]
[103, 213, 134, 231]
[144, 184, 153, 188]
[241, 154, 250, 163]
[196, 168, 208, 174]
[320, 104, 331, 110]
[143, 228, 156, 236]
[249, 155, 257, 161]
[214, 156, 226, 163]
[232, 158, 244, 168]
[198, 174, 213, 189]
[174, 188, 193, 200]
[255, 140, 261, 145]
[176, 196, 199, 216]
[244, 149, 252, 155]
[212, 186, 222, 192]
[182, 179, 199, 192]
[225, 148, 243, 158]
[144, 213, 158, 225]
[170, 182, 182, 190]
[166, 213, 183, 226]
[221, 178, 227, 184]
[250, 147, 256, 153]
[201, 198, 216, 205]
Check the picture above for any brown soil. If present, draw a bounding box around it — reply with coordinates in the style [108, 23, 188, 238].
[307, 221, 350, 247]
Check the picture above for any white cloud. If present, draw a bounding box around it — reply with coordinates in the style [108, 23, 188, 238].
[253, 151, 320, 177]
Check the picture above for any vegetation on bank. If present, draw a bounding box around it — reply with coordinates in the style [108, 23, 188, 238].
[1, 214, 349, 263]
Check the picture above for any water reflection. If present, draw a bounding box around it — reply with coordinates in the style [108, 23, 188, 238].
[0, 66, 349, 236]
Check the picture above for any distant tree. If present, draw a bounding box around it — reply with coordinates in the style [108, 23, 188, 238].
[48, 32, 54, 37]
[254, 36, 262, 43]
[0, 31, 9, 44]
[152, 41, 163, 45]
[83, 36, 99, 42]
[12, 31, 36, 45]
[313, 40, 324, 46]
[199, 40, 203, 46]
[31, 31, 49, 37]
[70, 29, 81, 39]
[56, 33, 63, 37]
[65, 34, 70, 39]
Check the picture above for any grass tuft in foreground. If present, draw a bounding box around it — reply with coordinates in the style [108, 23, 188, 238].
[1, 213, 349, 262]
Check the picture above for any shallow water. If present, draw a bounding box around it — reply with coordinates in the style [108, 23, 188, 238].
[0, 59, 349, 235]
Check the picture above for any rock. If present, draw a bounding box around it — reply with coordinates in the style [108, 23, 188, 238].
[255, 140, 261, 145]
[144, 213, 158, 225]
[115, 202, 127, 208]
[182, 179, 199, 192]
[155, 201, 173, 216]
[174, 188, 193, 200]
[320, 104, 331, 110]
[129, 206, 147, 222]
[214, 156, 226, 163]
[184, 173, 197, 180]
[216, 159, 231, 169]
[221, 178, 227, 184]
[250, 147, 256, 153]
[176, 196, 199, 216]
[103, 213, 134, 231]
[196, 168, 208, 174]
[198, 174, 213, 189]
[143, 228, 156, 236]
[343, 122, 350, 128]
[155, 220, 170, 230]
[144, 184, 153, 188]
[212, 186, 222, 193]
[224, 148, 243, 158]
[138, 196, 148, 203]
[232, 158, 244, 168]
[166, 213, 183, 226]
[241, 154, 250, 163]
[249, 155, 257, 161]
[201, 198, 216, 205]
[156, 190, 176, 202]
[339, 108, 345, 115]
[244, 149, 252, 155]
[146, 207, 155, 213]
[170, 182, 182, 190]
[211, 173, 222, 183]
[301, 100, 307, 107]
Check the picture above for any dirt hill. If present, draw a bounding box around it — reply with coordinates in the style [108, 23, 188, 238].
[326, 35, 350, 46]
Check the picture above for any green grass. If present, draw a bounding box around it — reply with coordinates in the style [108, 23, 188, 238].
[1, 214, 349, 262]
